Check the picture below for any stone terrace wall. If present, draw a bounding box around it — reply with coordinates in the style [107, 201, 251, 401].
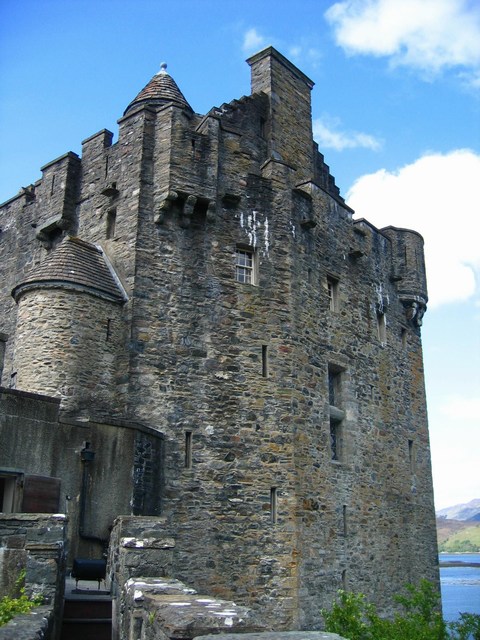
[0, 514, 67, 640]
[0, 605, 54, 640]
[119, 577, 267, 640]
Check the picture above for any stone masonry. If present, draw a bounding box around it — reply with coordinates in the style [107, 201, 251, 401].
[0, 514, 67, 640]
[0, 47, 438, 630]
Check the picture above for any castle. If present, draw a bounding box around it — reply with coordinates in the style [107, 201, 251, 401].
[0, 47, 439, 630]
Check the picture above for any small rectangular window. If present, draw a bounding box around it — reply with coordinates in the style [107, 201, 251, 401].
[235, 247, 256, 285]
[327, 276, 339, 312]
[185, 432, 192, 468]
[270, 487, 277, 523]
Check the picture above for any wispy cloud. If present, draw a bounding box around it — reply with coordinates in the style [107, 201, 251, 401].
[241, 29, 322, 68]
[325, 0, 480, 86]
[242, 28, 268, 55]
[287, 44, 322, 68]
[313, 117, 382, 151]
[346, 149, 480, 308]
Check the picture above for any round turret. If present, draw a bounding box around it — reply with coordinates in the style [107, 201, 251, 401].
[11, 237, 127, 415]
[382, 226, 428, 326]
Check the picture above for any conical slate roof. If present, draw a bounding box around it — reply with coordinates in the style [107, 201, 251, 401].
[12, 237, 127, 303]
[124, 63, 192, 115]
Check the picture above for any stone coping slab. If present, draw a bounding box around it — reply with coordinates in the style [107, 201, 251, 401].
[124, 578, 267, 638]
[142, 593, 266, 637]
[194, 634, 348, 640]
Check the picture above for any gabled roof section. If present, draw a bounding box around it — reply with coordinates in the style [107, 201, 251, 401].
[124, 63, 193, 116]
[12, 237, 128, 303]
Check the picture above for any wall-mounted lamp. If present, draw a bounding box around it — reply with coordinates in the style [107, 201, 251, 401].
[80, 443, 95, 463]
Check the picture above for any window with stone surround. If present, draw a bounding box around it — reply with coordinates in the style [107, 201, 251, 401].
[328, 364, 345, 463]
[106, 208, 116, 239]
[377, 312, 386, 344]
[235, 246, 257, 285]
[327, 275, 339, 311]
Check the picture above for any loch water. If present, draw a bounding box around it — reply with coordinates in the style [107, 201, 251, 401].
[440, 553, 480, 622]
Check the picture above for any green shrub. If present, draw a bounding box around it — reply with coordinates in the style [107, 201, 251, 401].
[322, 580, 479, 640]
[0, 571, 43, 627]
[449, 613, 480, 640]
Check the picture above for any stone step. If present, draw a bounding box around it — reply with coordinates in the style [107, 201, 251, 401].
[61, 595, 112, 640]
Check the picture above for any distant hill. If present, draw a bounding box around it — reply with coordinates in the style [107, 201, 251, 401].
[436, 498, 480, 521]
[436, 498, 480, 552]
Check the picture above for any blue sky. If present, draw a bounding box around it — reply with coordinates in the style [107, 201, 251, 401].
[1, 0, 479, 510]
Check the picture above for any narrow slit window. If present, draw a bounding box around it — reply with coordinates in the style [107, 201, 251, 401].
[408, 439, 416, 473]
[106, 318, 112, 342]
[185, 431, 193, 468]
[343, 505, 347, 536]
[106, 208, 117, 239]
[262, 345, 268, 378]
[260, 117, 267, 139]
[342, 569, 347, 590]
[377, 313, 387, 344]
[270, 487, 277, 523]
[330, 419, 342, 461]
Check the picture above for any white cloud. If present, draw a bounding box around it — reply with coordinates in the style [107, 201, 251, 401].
[430, 394, 480, 510]
[439, 395, 480, 422]
[242, 31, 322, 69]
[313, 117, 382, 151]
[287, 44, 322, 68]
[347, 149, 480, 308]
[242, 28, 268, 55]
[325, 0, 480, 84]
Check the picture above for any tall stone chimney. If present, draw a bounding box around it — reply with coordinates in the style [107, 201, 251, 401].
[247, 46, 315, 182]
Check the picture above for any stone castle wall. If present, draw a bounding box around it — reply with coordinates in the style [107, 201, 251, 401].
[0, 47, 438, 631]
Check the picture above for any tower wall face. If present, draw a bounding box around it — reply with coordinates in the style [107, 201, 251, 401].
[0, 48, 438, 631]
[13, 288, 124, 416]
